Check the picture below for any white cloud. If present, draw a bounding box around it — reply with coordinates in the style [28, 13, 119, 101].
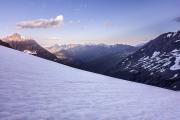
[17, 15, 64, 29]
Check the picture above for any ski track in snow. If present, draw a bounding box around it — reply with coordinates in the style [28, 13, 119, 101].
[0, 46, 180, 120]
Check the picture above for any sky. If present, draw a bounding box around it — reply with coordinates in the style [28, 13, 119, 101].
[0, 0, 180, 46]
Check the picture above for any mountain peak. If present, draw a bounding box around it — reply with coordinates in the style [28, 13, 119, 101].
[4, 33, 25, 41]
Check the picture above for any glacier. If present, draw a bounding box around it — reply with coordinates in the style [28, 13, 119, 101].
[0, 46, 180, 120]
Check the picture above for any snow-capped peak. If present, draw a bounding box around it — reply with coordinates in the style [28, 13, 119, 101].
[3, 33, 25, 41]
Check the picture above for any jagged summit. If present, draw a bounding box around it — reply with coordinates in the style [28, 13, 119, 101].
[0, 33, 58, 61]
[3, 33, 25, 41]
[2, 33, 34, 42]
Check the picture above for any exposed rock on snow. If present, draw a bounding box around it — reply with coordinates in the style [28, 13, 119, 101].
[24, 50, 37, 55]
[170, 74, 178, 79]
[151, 51, 160, 58]
[170, 55, 180, 70]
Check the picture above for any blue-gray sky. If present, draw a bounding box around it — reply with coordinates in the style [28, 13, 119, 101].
[0, 0, 180, 46]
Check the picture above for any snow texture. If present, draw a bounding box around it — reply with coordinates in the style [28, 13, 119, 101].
[167, 33, 172, 38]
[170, 55, 180, 70]
[0, 46, 180, 120]
[23, 50, 37, 55]
[170, 49, 180, 70]
[151, 51, 160, 58]
[175, 40, 180, 43]
[135, 48, 180, 73]
[170, 74, 178, 79]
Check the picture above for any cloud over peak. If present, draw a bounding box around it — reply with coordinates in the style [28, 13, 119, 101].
[17, 15, 64, 29]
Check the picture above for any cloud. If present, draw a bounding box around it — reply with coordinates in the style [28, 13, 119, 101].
[17, 15, 64, 29]
[174, 17, 180, 22]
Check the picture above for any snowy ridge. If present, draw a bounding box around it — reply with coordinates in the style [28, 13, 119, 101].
[0, 46, 180, 120]
[107, 31, 180, 90]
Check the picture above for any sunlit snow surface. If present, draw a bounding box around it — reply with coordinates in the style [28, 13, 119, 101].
[0, 46, 180, 120]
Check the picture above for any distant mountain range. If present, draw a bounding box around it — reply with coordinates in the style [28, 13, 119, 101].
[1, 31, 180, 90]
[47, 44, 137, 69]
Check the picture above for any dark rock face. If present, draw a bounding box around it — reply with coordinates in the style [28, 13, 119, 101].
[0, 40, 12, 48]
[106, 31, 180, 90]
[7, 40, 58, 61]
[83, 46, 138, 74]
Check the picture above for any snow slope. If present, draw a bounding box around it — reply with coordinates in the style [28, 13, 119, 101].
[0, 46, 180, 120]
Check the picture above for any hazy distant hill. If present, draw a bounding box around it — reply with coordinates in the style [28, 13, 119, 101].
[47, 44, 137, 70]
[82, 46, 137, 74]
